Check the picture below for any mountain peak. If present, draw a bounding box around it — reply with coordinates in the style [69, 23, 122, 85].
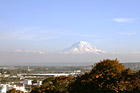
[63, 41, 106, 54]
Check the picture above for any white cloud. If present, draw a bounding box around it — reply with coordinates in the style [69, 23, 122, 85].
[113, 18, 138, 23]
[119, 32, 136, 35]
[14, 49, 46, 54]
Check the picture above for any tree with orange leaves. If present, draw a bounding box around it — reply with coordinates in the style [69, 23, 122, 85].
[31, 76, 73, 93]
[6, 88, 24, 93]
[68, 59, 128, 93]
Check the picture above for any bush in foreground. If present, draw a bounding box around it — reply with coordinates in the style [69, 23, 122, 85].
[68, 59, 140, 93]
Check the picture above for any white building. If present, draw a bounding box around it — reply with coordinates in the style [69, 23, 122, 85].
[23, 73, 69, 77]
[37, 80, 42, 86]
[0, 84, 26, 93]
[0, 84, 7, 93]
[23, 80, 32, 85]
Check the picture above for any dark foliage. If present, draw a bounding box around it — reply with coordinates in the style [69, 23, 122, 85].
[68, 59, 140, 93]
[6, 88, 24, 93]
[31, 76, 73, 93]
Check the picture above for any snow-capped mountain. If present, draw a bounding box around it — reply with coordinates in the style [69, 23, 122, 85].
[63, 41, 106, 54]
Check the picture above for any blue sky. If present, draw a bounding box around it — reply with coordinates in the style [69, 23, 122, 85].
[0, 0, 140, 63]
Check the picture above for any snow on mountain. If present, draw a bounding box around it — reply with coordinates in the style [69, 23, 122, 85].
[63, 41, 106, 54]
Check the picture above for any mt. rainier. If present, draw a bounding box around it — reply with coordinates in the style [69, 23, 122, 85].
[63, 41, 106, 54]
